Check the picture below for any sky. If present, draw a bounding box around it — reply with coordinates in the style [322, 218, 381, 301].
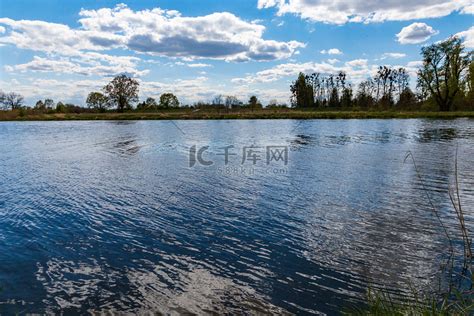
[0, 0, 473, 106]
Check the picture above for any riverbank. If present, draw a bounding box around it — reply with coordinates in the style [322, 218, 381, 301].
[1, 109, 474, 121]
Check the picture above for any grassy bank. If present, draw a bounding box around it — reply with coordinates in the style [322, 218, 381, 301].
[1, 109, 474, 121]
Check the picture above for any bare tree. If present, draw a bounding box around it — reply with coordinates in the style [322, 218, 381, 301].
[2, 92, 24, 110]
[44, 99, 55, 109]
[0, 91, 6, 110]
[225, 96, 240, 109]
[212, 95, 224, 106]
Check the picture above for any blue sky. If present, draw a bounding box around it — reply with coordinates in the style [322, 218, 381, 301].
[0, 0, 472, 105]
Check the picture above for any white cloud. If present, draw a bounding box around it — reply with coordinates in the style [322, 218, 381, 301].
[0, 26, 5, 34]
[77, 5, 303, 61]
[406, 60, 423, 68]
[0, 18, 115, 55]
[381, 53, 407, 59]
[258, 0, 473, 24]
[461, 4, 474, 14]
[187, 63, 212, 68]
[345, 59, 368, 68]
[5, 55, 148, 77]
[0, 76, 220, 106]
[0, 78, 105, 104]
[232, 59, 373, 85]
[396, 23, 439, 44]
[320, 48, 342, 55]
[0, 4, 303, 68]
[456, 26, 474, 48]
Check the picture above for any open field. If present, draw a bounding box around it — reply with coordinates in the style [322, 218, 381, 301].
[1, 109, 474, 121]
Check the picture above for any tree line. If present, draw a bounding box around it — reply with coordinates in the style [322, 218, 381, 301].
[291, 37, 473, 111]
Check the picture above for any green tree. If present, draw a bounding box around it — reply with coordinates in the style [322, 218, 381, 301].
[137, 97, 158, 110]
[56, 101, 66, 113]
[290, 73, 314, 108]
[417, 37, 471, 111]
[35, 100, 45, 111]
[159, 93, 179, 108]
[356, 79, 376, 109]
[466, 61, 474, 108]
[248, 95, 262, 110]
[340, 86, 353, 108]
[397, 88, 418, 110]
[86, 92, 110, 112]
[103, 74, 139, 112]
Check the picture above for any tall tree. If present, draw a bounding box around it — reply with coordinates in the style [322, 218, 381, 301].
[248, 95, 262, 109]
[417, 37, 471, 111]
[103, 74, 139, 112]
[341, 84, 353, 108]
[35, 100, 45, 111]
[86, 92, 110, 112]
[395, 68, 410, 101]
[356, 79, 375, 109]
[290, 72, 314, 108]
[467, 61, 474, 105]
[374, 66, 395, 107]
[159, 93, 179, 108]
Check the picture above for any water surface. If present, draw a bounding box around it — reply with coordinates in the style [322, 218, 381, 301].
[0, 119, 473, 314]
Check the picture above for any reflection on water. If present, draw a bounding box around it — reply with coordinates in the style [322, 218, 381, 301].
[112, 138, 144, 155]
[417, 127, 458, 142]
[0, 119, 473, 314]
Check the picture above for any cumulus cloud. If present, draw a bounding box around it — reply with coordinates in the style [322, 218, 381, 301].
[232, 59, 374, 85]
[5, 55, 148, 77]
[76, 5, 304, 61]
[381, 53, 407, 59]
[257, 0, 473, 24]
[406, 61, 423, 68]
[0, 18, 112, 55]
[396, 23, 439, 44]
[187, 63, 212, 68]
[461, 4, 474, 14]
[0, 78, 105, 104]
[0, 4, 303, 79]
[345, 59, 368, 68]
[456, 26, 474, 48]
[320, 48, 342, 55]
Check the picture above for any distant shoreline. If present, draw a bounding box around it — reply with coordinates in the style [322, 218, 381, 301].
[1, 110, 474, 121]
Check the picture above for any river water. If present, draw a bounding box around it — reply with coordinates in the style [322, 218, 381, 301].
[0, 119, 473, 314]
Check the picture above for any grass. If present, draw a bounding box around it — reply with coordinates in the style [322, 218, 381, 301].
[1, 108, 474, 121]
[348, 288, 473, 315]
